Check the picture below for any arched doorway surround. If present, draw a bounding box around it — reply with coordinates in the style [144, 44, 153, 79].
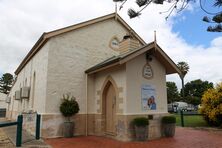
[101, 76, 118, 136]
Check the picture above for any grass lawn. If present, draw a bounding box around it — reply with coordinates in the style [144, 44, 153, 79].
[174, 114, 208, 127]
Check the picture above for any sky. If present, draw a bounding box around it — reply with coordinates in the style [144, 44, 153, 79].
[0, 0, 221, 90]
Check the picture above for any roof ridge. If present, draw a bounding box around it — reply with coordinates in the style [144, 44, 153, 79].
[45, 13, 116, 36]
[15, 12, 146, 75]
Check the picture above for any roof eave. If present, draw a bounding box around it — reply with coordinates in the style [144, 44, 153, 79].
[14, 33, 48, 75]
[85, 58, 120, 74]
[155, 44, 182, 76]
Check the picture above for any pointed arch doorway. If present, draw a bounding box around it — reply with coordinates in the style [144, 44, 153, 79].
[102, 78, 117, 136]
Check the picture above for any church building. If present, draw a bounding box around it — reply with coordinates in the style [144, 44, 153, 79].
[6, 13, 181, 141]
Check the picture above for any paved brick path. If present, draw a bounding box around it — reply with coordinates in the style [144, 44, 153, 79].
[45, 127, 222, 148]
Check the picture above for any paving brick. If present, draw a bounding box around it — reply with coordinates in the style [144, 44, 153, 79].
[45, 127, 222, 148]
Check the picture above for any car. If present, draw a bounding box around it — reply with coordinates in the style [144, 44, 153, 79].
[167, 104, 174, 113]
[168, 102, 189, 112]
[187, 105, 195, 112]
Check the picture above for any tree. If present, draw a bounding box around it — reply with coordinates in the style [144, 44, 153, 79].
[202, 0, 222, 32]
[166, 81, 179, 103]
[184, 79, 213, 105]
[177, 61, 189, 102]
[0, 73, 14, 94]
[200, 83, 222, 127]
[113, 0, 222, 32]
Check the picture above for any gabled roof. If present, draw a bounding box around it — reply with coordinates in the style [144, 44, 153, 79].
[85, 42, 181, 75]
[15, 13, 146, 75]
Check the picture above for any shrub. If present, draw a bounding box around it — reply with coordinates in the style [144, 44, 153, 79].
[133, 117, 149, 127]
[60, 94, 80, 121]
[200, 83, 222, 127]
[161, 116, 176, 124]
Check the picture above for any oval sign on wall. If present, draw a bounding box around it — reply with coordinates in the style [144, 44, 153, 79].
[143, 63, 153, 79]
[109, 36, 120, 50]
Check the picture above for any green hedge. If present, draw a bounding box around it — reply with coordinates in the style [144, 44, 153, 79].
[133, 117, 149, 127]
[60, 94, 79, 120]
[162, 116, 176, 124]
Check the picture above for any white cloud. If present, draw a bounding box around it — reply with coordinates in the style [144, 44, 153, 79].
[210, 37, 222, 47]
[0, 0, 221, 89]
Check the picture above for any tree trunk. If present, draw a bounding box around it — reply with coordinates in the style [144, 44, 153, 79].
[181, 78, 185, 101]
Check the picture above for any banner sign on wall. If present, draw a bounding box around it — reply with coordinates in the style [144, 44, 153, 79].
[141, 84, 156, 111]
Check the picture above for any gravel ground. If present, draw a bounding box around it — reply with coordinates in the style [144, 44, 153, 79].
[0, 128, 14, 148]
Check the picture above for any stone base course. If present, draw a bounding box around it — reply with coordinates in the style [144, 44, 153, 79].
[6, 111, 169, 141]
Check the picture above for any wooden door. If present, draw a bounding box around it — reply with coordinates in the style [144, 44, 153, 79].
[105, 84, 116, 135]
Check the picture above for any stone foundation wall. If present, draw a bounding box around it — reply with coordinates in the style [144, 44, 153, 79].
[6, 111, 169, 140]
[22, 113, 37, 136]
[41, 113, 86, 138]
[87, 114, 105, 136]
[118, 114, 169, 141]
[89, 113, 169, 141]
[6, 111, 37, 136]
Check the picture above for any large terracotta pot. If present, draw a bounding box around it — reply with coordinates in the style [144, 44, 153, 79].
[135, 125, 148, 141]
[63, 121, 74, 138]
[162, 123, 175, 137]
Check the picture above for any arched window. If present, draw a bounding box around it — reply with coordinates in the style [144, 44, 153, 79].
[31, 72, 36, 108]
[25, 78, 27, 86]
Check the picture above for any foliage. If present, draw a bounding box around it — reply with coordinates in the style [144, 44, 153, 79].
[200, 83, 222, 127]
[0, 73, 13, 94]
[201, 0, 222, 32]
[113, 0, 222, 32]
[162, 116, 176, 124]
[166, 81, 179, 103]
[214, 0, 222, 7]
[184, 79, 213, 105]
[60, 94, 80, 121]
[177, 61, 189, 101]
[185, 96, 200, 106]
[177, 62, 189, 79]
[133, 117, 149, 127]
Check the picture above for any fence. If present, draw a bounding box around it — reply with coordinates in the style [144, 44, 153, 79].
[0, 114, 41, 147]
[179, 110, 204, 127]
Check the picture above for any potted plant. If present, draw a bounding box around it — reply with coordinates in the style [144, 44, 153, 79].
[133, 117, 149, 141]
[161, 115, 176, 137]
[60, 94, 79, 138]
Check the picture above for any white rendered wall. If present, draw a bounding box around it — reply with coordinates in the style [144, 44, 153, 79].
[45, 18, 131, 114]
[7, 42, 50, 119]
[87, 74, 95, 114]
[126, 54, 168, 114]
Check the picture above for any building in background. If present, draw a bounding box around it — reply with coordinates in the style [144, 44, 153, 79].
[0, 92, 7, 117]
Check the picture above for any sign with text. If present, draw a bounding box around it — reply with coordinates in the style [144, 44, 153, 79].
[143, 63, 153, 79]
[141, 84, 156, 111]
